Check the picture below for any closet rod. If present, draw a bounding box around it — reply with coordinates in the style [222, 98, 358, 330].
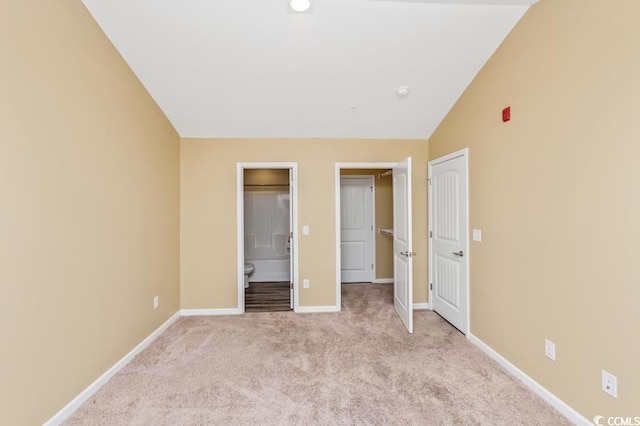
[243, 183, 289, 187]
[377, 170, 392, 179]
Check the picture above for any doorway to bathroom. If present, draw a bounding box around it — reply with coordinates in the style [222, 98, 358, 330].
[237, 163, 298, 313]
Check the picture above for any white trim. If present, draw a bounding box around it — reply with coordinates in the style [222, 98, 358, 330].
[237, 162, 299, 314]
[339, 175, 376, 284]
[43, 312, 181, 426]
[469, 334, 591, 426]
[236, 164, 245, 314]
[180, 308, 241, 316]
[373, 278, 394, 284]
[428, 148, 470, 336]
[413, 303, 431, 310]
[296, 305, 341, 313]
[335, 162, 397, 312]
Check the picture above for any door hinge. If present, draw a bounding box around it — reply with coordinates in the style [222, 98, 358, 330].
[430, 283, 433, 291]
[371, 225, 373, 231]
[429, 231, 432, 238]
[428, 178, 432, 186]
[371, 263, 374, 269]
[290, 282, 293, 290]
[370, 186, 373, 192]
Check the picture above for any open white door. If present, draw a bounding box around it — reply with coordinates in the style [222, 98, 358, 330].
[289, 169, 294, 309]
[393, 157, 413, 333]
[430, 150, 469, 334]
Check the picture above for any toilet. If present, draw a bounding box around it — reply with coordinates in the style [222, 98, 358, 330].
[243, 263, 255, 289]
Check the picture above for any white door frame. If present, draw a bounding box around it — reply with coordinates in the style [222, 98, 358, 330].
[339, 175, 376, 283]
[335, 162, 397, 310]
[428, 148, 470, 336]
[237, 162, 299, 313]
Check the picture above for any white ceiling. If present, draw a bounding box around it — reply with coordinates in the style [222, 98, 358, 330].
[81, 0, 537, 139]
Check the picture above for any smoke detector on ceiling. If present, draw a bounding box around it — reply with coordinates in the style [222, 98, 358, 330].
[396, 86, 410, 99]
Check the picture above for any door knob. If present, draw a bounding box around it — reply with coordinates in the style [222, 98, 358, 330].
[452, 251, 464, 257]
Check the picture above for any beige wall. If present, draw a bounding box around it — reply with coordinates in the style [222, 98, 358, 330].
[429, 0, 640, 419]
[341, 169, 394, 280]
[0, 1, 180, 424]
[181, 139, 428, 309]
[244, 168, 289, 186]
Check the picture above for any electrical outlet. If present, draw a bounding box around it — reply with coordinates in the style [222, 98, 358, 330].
[545, 339, 556, 361]
[153, 296, 159, 309]
[602, 370, 618, 398]
[303, 279, 310, 289]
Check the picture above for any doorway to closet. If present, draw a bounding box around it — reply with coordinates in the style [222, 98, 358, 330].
[336, 160, 414, 333]
[237, 163, 299, 313]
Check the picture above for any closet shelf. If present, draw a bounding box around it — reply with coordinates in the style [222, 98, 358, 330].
[379, 228, 393, 236]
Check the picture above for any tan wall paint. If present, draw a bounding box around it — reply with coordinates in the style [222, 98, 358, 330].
[244, 168, 289, 186]
[0, 2, 180, 424]
[181, 139, 428, 309]
[429, 0, 640, 418]
[341, 169, 394, 280]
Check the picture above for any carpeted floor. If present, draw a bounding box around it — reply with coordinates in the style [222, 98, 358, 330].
[64, 284, 570, 425]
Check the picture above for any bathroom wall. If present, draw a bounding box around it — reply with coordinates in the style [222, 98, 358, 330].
[244, 191, 290, 261]
[244, 169, 289, 187]
[341, 169, 393, 280]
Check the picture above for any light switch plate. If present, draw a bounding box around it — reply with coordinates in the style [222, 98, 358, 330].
[473, 229, 482, 242]
[545, 339, 555, 361]
[302, 225, 310, 235]
[602, 370, 618, 398]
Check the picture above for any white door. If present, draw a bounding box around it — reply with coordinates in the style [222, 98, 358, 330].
[289, 169, 294, 309]
[393, 157, 413, 333]
[340, 177, 375, 283]
[430, 150, 468, 334]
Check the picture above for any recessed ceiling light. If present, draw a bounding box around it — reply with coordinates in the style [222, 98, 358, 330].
[289, 0, 313, 13]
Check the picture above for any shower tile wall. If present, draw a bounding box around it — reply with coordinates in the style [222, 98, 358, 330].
[244, 191, 290, 260]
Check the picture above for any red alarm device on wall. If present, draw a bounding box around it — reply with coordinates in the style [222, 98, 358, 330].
[502, 106, 511, 122]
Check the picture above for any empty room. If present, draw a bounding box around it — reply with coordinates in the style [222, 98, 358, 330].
[2, 0, 638, 424]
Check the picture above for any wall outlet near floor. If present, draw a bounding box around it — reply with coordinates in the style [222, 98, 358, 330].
[544, 339, 556, 361]
[602, 370, 618, 398]
[303, 279, 310, 289]
[153, 296, 159, 309]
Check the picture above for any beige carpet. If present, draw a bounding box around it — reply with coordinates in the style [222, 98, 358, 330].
[64, 284, 570, 425]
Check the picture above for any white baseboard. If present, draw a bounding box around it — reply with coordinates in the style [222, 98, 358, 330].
[373, 278, 394, 284]
[469, 334, 591, 426]
[181, 308, 241, 316]
[295, 305, 341, 313]
[413, 303, 431, 310]
[44, 311, 181, 426]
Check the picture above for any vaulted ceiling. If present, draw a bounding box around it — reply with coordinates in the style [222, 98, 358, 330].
[81, 0, 538, 139]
